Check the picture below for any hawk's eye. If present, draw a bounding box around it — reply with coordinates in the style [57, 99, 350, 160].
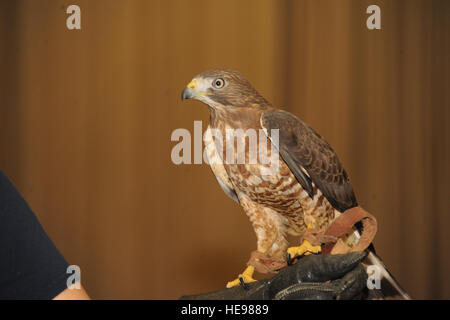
[212, 78, 225, 89]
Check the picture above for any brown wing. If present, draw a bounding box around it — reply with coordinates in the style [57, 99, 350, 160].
[261, 109, 357, 212]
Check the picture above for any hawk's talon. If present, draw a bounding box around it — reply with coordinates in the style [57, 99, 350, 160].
[286, 239, 322, 262]
[239, 277, 249, 290]
[226, 265, 256, 288]
[286, 253, 293, 266]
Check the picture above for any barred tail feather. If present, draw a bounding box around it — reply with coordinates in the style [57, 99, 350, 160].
[364, 251, 411, 300]
[349, 227, 411, 300]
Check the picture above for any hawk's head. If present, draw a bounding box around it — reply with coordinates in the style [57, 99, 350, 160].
[181, 69, 269, 109]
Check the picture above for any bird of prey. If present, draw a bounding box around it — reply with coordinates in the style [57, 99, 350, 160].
[181, 69, 410, 299]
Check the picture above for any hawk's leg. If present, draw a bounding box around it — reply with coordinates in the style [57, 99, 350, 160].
[286, 224, 321, 265]
[226, 196, 288, 288]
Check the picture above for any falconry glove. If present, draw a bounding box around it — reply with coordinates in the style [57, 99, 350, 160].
[180, 252, 368, 300]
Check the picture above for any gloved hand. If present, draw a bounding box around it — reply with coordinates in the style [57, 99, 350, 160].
[180, 251, 368, 300]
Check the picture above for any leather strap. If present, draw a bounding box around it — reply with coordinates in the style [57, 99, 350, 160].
[321, 206, 377, 254]
[247, 250, 287, 274]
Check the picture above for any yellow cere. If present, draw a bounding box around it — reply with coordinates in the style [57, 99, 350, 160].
[187, 79, 197, 90]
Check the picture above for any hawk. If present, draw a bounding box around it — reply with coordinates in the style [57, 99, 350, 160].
[181, 69, 409, 299]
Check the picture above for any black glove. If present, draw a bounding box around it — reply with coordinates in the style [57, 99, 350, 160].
[180, 252, 368, 300]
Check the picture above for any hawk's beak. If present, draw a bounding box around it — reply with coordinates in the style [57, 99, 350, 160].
[181, 79, 197, 101]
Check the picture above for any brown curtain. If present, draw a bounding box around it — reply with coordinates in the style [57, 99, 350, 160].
[0, 0, 448, 299]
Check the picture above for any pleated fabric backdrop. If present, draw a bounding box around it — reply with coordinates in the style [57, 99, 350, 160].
[0, 0, 448, 299]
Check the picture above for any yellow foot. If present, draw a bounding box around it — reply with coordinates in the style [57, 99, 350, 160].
[287, 224, 321, 264]
[226, 265, 256, 288]
[287, 240, 321, 261]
